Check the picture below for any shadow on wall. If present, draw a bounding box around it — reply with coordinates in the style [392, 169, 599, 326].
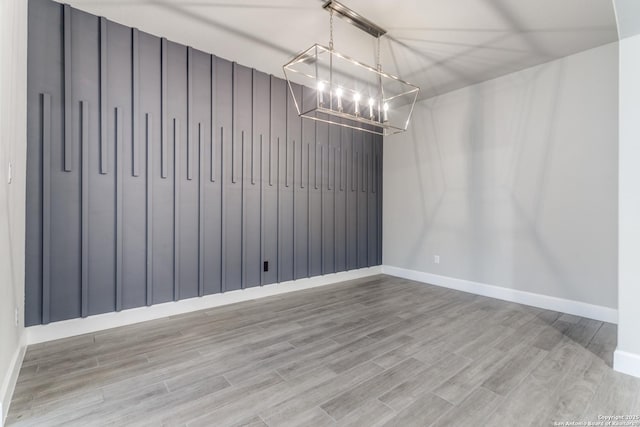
[384, 44, 618, 308]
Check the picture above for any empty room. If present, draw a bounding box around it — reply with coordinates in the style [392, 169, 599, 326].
[2, 0, 640, 425]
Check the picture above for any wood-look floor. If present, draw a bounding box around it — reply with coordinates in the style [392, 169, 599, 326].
[7, 275, 639, 426]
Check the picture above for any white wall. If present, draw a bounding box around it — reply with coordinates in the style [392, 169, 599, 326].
[614, 0, 640, 39]
[384, 43, 619, 311]
[0, 0, 28, 422]
[615, 33, 640, 377]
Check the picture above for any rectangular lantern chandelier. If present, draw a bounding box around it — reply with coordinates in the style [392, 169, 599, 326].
[283, 1, 420, 136]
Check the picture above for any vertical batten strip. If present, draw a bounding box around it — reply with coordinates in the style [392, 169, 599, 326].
[275, 136, 280, 282]
[221, 126, 226, 291]
[240, 130, 244, 185]
[251, 137, 255, 185]
[292, 139, 296, 278]
[300, 140, 304, 189]
[214, 64, 222, 292]
[241, 128, 245, 289]
[352, 149, 357, 192]
[231, 132, 236, 184]
[333, 146, 337, 269]
[187, 134, 192, 181]
[42, 93, 51, 324]
[367, 152, 370, 193]
[339, 142, 343, 191]
[145, 113, 153, 305]
[373, 152, 377, 193]
[115, 107, 123, 311]
[320, 144, 324, 272]
[260, 134, 265, 285]
[275, 135, 280, 282]
[217, 127, 223, 181]
[285, 139, 289, 187]
[100, 18, 108, 174]
[173, 118, 181, 300]
[344, 144, 348, 270]
[260, 134, 264, 285]
[210, 57, 216, 183]
[198, 123, 205, 296]
[355, 150, 359, 266]
[187, 47, 193, 181]
[306, 142, 311, 277]
[342, 146, 346, 192]
[328, 146, 333, 190]
[161, 38, 168, 178]
[210, 127, 216, 183]
[370, 151, 374, 192]
[362, 152, 366, 192]
[81, 101, 89, 317]
[269, 139, 273, 186]
[366, 152, 369, 266]
[378, 142, 382, 265]
[315, 145, 319, 190]
[63, 5, 72, 172]
[132, 28, 140, 177]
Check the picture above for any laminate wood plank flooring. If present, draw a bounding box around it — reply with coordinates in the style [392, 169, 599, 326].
[7, 275, 640, 426]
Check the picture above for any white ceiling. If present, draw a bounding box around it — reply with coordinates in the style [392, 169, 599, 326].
[60, 0, 619, 100]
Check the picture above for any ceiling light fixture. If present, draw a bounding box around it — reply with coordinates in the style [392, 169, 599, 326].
[283, 0, 420, 136]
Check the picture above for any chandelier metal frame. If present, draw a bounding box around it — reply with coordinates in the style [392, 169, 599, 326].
[282, 0, 420, 136]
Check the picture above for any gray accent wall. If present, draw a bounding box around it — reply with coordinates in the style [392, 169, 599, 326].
[25, 0, 382, 326]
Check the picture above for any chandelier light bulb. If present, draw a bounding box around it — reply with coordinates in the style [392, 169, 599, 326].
[354, 93, 361, 115]
[317, 81, 325, 105]
[368, 98, 375, 119]
[335, 88, 343, 111]
[383, 102, 389, 122]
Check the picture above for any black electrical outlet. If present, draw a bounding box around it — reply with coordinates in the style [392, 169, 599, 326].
[263, 261, 269, 272]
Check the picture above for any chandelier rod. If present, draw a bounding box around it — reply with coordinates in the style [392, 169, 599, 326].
[329, 9, 334, 50]
[330, 10, 334, 109]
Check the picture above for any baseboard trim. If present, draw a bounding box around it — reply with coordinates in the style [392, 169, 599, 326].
[1, 332, 25, 426]
[25, 266, 382, 345]
[614, 349, 640, 378]
[381, 265, 618, 324]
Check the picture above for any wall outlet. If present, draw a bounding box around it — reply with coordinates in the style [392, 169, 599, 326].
[7, 161, 12, 184]
[263, 261, 269, 272]
[434, 255, 440, 264]
[14, 307, 19, 326]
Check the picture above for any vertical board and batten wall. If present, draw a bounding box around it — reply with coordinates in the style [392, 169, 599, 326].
[25, 0, 383, 326]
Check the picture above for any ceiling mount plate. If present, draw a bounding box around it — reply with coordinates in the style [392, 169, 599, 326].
[322, 0, 387, 38]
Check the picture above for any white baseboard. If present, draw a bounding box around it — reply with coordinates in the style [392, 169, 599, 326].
[382, 265, 618, 324]
[614, 349, 640, 378]
[25, 266, 382, 345]
[1, 331, 25, 426]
